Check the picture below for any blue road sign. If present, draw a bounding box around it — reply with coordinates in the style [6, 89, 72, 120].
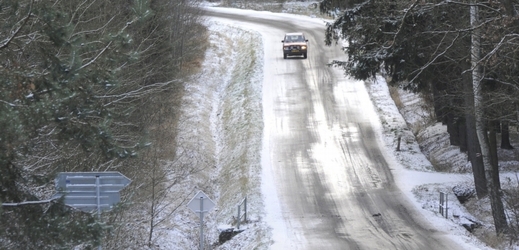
[53, 172, 131, 212]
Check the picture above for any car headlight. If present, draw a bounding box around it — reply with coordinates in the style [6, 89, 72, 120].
[284, 46, 290, 50]
[301, 45, 307, 50]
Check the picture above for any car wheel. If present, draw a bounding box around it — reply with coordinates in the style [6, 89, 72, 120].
[303, 53, 307, 59]
[284, 53, 287, 59]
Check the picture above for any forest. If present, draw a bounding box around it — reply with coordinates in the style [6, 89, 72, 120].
[0, 0, 208, 248]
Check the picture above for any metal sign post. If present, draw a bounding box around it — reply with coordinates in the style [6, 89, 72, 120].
[200, 197, 204, 250]
[96, 175, 101, 220]
[96, 175, 101, 250]
[188, 191, 215, 250]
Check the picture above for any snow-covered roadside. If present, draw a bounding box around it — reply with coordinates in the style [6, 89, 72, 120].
[369, 73, 519, 249]
[204, 22, 268, 250]
[161, 21, 269, 249]
[366, 76, 494, 249]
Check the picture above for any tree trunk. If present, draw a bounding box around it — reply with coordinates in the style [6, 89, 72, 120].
[458, 117, 468, 153]
[502, 0, 516, 16]
[463, 60, 487, 198]
[433, 82, 445, 123]
[471, 1, 508, 234]
[486, 123, 508, 234]
[447, 114, 460, 146]
[148, 167, 156, 247]
[501, 121, 514, 149]
[489, 125, 501, 191]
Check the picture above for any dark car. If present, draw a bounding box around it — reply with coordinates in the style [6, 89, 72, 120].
[282, 32, 308, 59]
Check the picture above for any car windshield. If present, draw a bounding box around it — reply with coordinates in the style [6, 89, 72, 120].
[286, 35, 304, 42]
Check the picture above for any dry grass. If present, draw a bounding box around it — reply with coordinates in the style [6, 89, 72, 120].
[477, 230, 508, 249]
[428, 155, 452, 172]
[410, 122, 424, 137]
[389, 85, 404, 109]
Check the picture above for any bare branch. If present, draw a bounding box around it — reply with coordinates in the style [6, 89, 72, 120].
[78, 41, 113, 70]
[384, 0, 419, 49]
[0, 0, 34, 50]
[2, 196, 59, 207]
[409, 32, 461, 83]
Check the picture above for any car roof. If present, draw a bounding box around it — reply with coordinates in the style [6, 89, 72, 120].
[285, 32, 304, 36]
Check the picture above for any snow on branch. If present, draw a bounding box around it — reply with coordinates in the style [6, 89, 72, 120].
[0, 0, 33, 50]
[2, 196, 60, 207]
